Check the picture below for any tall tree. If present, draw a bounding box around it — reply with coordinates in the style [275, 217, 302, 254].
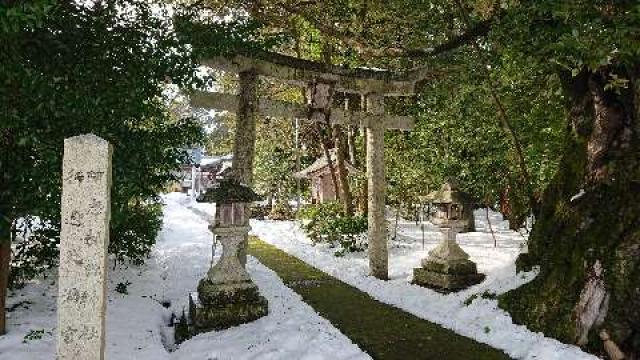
[0, 0, 203, 334]
[494, 2, 640, 356]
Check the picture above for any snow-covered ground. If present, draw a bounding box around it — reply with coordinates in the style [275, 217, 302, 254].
[247, 209, 597, 360]
[0, 193, 369, 360]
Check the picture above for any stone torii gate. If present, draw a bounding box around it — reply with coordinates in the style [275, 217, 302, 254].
[192, 50, 428, 280]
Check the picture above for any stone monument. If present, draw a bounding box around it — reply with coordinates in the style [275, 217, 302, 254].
[56, 134, 112, 360]
[188, 179, 267, 334]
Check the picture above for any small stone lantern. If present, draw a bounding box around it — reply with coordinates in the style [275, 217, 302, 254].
[422, 178, 475, 232]
[413, 178, 484, 292]
[187, 179, 267, 335]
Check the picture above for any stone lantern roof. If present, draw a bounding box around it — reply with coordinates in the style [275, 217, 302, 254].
[197, 179, 261, 204]
[422, 178, 475, 205]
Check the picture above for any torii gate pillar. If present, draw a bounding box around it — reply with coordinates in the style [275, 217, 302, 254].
[234, 70, 258, 267]
[366, 93, 388, 280]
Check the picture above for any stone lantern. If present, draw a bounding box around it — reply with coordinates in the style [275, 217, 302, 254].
[422, 178, 475, 232]
[188, 179, 268, 334]
[413, 178, 484, 292]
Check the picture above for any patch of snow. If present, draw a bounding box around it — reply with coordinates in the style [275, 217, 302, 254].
[0, 193, 369, 360]
[245, 208, 596, 360]
[571, 189, 586, 202]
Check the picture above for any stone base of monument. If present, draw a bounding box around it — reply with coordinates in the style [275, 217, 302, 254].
[412, 237, 485, 292]
[188, 280, 268, 333]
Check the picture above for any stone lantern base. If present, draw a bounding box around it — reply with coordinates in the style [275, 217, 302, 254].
[186, 225, 268, 336]
[189, 281, 268, 332]
[413, 231, 484, 292]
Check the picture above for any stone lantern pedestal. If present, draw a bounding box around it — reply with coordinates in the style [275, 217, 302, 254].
[413, 227, 484, 292]
[189, 224, 268, 333]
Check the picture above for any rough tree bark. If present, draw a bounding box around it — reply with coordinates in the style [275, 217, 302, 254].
[500, 65, 640, 358]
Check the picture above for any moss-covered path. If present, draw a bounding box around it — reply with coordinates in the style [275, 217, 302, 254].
[248, 237, 511, 360]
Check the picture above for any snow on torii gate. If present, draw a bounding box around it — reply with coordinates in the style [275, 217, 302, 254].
[192, 50, 427, 280]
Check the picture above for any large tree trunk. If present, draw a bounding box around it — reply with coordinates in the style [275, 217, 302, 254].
[500, 66, 640, 358]
[0, 217, 12, 335]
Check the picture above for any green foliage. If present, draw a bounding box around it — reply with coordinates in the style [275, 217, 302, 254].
[10, 225, 59, 288]
[253, 115, 308, 206]
[110, 201, 164, 265]
[22, 328, 50, 343]
[464, 291, 497, 306]
[495, 1, 640, 74]
[205, 112, 235, 155]
[174, 8, 288, 58]
[298, 202, 367, 255]
[0, 0, 54, 34]
[115, 281, 132, 295]
[298, 202, 343, 242]
[1, 0, 204, 279]
[385, 47, 565, 226]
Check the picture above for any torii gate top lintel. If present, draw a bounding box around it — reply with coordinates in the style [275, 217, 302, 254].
[201, 49, 431, 96]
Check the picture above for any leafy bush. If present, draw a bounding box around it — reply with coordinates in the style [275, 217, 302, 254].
[298, 202, 367, 255]
[109, 201, 163, 266]
[10, 220, 59, 288]
[115, 281, 132, 295]
[1, 0, 203, 288]
[23, 329, 50, 343]
[10, 200, 164, 287]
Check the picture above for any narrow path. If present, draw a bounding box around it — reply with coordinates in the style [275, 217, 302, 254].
[248, 237, 511, 360]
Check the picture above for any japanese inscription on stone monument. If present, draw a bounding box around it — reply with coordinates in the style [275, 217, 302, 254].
[56, 134, 112, 360]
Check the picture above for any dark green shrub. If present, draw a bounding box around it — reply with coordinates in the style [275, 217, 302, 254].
[109, 201, 163, 266]
[10, 200, 164, 287]
[298, 202, 367, 255]
[297, 202, 344, 243]
[10, 224, 59, 288]
[115, 281, 132, 295]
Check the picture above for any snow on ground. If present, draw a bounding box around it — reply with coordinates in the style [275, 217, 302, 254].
[247, 208, 597, 360]
[0, 193, 369, 360]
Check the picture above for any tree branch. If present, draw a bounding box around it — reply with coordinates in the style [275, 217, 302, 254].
[278, 2, 497, 59]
